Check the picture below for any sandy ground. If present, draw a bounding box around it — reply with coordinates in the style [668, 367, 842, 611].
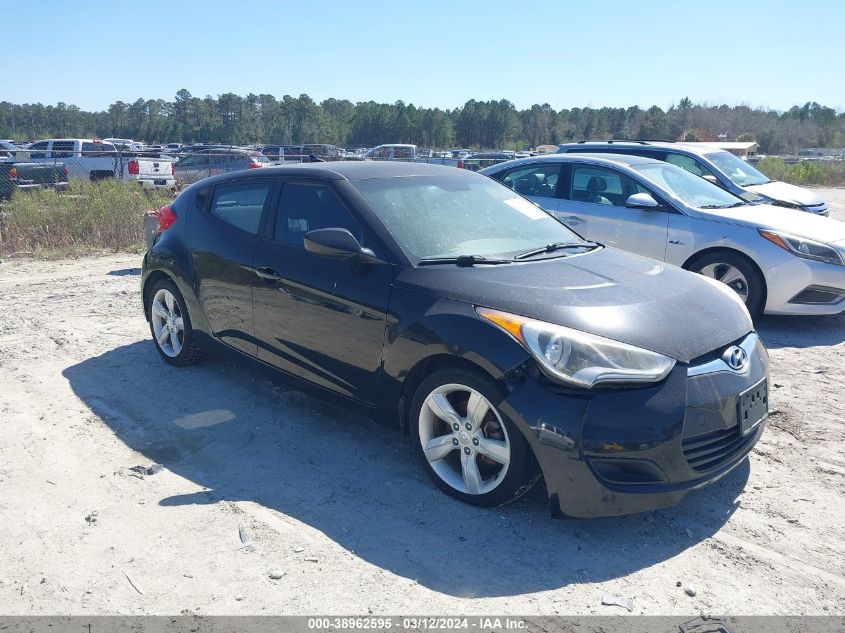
[0, 189, 844, 616]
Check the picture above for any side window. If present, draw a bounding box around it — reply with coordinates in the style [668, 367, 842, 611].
[82, 142, 101, 157]
[28, 141, 50, 159]
[497, 164, 562, 198]
[664, 153, 716, 179]
[570, 166, 648, 206]
[209, 180, 273, 235]
[274, 183, 363, 247]
[208, 153, 232, 166]
[51, 141, 75, 158]
[177, 155, 201, 167]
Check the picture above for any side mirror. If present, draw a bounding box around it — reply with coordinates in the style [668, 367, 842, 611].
[702, 174, 725, 189]
[625, 193, 660, 210]
[304, 228, 377, 259]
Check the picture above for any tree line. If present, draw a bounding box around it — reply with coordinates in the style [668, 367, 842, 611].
[1, 91, 843, 153]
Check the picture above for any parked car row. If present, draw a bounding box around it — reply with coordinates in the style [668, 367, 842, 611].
[14, 139, 176, 189]
[140, 160, 793, 520]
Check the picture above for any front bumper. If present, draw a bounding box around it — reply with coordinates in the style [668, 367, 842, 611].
[763, 254, 845, 315]
[499, 333, 769, 518]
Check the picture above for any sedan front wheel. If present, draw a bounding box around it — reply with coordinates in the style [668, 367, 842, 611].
[688, 251, 765, 316]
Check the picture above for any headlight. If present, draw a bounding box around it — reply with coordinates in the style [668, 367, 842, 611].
[476, 307, 676, 388]
[760, 230, 843, 266]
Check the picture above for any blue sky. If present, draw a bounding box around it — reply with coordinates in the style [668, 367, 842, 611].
[6, 0, 845, 112]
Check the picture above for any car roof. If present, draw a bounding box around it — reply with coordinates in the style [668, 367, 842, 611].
[559, 140, 718, 156]
[483, 152, 664, 171]
[194, 161, 475, 185]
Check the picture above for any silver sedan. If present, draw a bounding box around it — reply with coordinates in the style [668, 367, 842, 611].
[480, 153, 845, 316]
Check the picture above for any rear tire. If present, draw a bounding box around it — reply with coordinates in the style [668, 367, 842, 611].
[410, 367, 539, 507]
[147, 279, 204, 366]
[687, 251, 765, 316]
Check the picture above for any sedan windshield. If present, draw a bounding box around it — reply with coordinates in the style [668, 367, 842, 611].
[705, 151, 771, 187]
[635, 163, 747, 209]
[353, 174, 585, 260]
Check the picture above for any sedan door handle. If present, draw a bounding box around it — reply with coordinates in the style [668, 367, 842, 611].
[560, 215, 585, 225]
[254, 266, 282, 281]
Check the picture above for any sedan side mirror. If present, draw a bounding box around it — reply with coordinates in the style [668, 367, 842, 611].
[702, 174, 725, 189]
[625, 193, 661, 210]
[304, 228, 377, 259]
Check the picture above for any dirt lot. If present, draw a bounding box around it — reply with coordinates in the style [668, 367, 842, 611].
[1, 189, 844, 616]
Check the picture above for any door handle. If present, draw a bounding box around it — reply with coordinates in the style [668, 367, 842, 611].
[560, 215, 585, 225]
[254, 266, 282, 281]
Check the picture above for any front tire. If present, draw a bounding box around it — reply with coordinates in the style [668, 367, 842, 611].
[410, 367, 539, 507]
[147, 279, 204, 366]
[687, 251, 765, 316]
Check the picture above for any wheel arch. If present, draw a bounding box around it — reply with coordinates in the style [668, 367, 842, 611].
[142, 270, 173, 320]
[142, 265, 211, 335]
[681, 246, 768, 309]
[398, 353, 502, 436]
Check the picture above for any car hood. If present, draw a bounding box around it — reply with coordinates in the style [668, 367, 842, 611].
[696, 203, 845, 244]
[396, 247, 752, 363]
[744, 180, 825, 207]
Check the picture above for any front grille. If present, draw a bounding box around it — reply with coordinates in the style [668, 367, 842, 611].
[682, 425, 756, 472]
[687, 335, 746, 367]
[789, 285, 845, 305]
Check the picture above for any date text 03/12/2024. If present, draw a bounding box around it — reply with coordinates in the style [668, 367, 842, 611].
[306, 617, 528, 630]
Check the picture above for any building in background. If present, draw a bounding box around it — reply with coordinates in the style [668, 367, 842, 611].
[684, 141, 759, 158]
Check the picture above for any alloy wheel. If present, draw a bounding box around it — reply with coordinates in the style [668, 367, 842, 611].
[698, 262, 750, 301]
[418, 383, 511, 495]
[150, 288, 185, 358]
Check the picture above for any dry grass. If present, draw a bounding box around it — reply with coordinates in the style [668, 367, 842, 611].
[757, 157, 845, 187]
[0, 180, 172, 257]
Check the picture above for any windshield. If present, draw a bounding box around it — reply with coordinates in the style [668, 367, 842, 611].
[352, 174, 584, 261]
[705, 151, 771, 187]
[635, 163, 747, 209]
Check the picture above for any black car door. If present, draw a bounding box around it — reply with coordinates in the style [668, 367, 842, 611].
[187, 177, 278, 355]
[251, 179, 394, 406]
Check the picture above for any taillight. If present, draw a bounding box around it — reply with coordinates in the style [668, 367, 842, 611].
[157, 205, 176, 232]
[63, 166, 69, 177]
[248, 162, 262, 169]
[8, 166, 16, 179]
[128, 160, 139, 175]
[457, 160, 464, 169]
[171, 162, 175, 175]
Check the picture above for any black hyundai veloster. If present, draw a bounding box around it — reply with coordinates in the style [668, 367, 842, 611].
[141, 162, 769, 518]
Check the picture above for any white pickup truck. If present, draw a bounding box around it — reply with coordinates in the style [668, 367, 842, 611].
[24, 139, 175, 189]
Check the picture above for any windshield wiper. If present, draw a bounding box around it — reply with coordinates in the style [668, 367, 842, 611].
[700, 202, 746, 209]
[417, 255, 512, 267]
[513, 241, 598, 260]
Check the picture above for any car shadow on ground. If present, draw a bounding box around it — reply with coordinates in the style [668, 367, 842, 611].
[756, 312, 845, 349]
[107, 267, 142, 277]
[63, 341, 749, 598]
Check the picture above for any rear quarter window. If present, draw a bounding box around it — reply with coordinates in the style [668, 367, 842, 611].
[208, 180, 273, 235]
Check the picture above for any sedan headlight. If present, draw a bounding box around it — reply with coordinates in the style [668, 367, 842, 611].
[759, 230, 843, 266]
[476, 307, 675, 388]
